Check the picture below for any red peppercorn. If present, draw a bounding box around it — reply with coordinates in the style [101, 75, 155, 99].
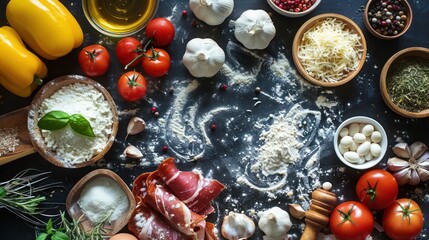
[162, 145, 168, 152]
[181, 10, 187, 18]
[210, 124, 216, 131]
[151, 106, 157, 113]
[191, 20, 198, 28]
[219, 84, 227, 91]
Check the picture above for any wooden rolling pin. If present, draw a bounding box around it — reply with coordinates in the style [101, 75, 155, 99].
[301, 189, 337, 240]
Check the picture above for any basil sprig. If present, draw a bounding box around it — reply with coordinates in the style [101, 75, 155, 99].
[38, 111, 95, 137]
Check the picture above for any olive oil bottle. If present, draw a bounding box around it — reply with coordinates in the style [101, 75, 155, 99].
[83, 0, 158, 37]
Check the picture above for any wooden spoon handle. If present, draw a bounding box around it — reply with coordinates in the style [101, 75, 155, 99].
[0, 106, 35, 165]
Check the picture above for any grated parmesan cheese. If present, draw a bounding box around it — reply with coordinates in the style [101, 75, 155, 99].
[297, 18, 363, 83]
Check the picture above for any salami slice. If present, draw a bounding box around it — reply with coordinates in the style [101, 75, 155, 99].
[157, 158, 225, 214]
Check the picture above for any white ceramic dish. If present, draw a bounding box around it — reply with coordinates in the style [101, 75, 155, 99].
[334, 116, 388, 170]
[266, 0, 321, 18]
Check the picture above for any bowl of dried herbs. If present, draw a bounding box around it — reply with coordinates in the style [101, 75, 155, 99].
[380, 47, 429, 118]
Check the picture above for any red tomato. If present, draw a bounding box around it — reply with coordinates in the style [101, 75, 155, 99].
[142, 48, 171, 77]
[117, 71, 147, 102]
[78, 44, 110, 77]
[145, 18, 175, 46]
[383, 198, 424, 240]
[356, 169, 398, 210]
[116, 37, 143, 67]
[329, 201, 374, 240]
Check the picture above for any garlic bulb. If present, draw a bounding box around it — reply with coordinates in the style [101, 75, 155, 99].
[189, 0, 234, 26]
[234, 9, 276, 50]
[182, 38, 225, 78]
[387, 141, 429, 185]
[258, 207, 291, 240]
[221, 211, 255, 240]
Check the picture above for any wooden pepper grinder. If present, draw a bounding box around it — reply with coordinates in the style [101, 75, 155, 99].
[300, 189, 337, 240]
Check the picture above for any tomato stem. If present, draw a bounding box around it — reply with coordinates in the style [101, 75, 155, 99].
[85, 49, 101, 63]
[124, 38, 154, 70]
[126, 72, 144, 88]
[396, 200, 421, 224]
[360, 180, 378, 205]
[337, 204, 356, 225]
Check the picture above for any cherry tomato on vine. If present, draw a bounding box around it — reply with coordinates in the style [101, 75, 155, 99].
[383, 198, 424, 240]
[145, 18, 175, 46]
[142, 48, 171, 77]
[116, 37, 143, 67]
[117, 71, 147, 102]
[329, 201, 374, 240]
[78, 44, 110, 77]
[355, 169, 398, 210]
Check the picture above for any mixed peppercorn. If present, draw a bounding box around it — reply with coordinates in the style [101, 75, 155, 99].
[271, 0, 316, 13]
[367, 0, 408, 36]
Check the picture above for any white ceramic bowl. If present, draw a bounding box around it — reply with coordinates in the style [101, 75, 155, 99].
[334, 116, 388, 170]
[266, 0, 321, 18]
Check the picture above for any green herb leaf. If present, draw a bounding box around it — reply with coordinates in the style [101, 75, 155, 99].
[38, 111, 70, 130]
[0, 187, 6, 198]
[52, 231, 69, 240]
[35, 233, 48, 240]
[69, 114, 95, 137]
[46, 218, 53, 233]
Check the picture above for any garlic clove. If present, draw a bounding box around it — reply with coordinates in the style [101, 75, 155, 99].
[125, 117, 146, 140]
[221, 211, 255, 240]
[392, 142, 411, 159]
[288, 204, 305, 219]
[387, 157, 410, 171]
[123, 145, 143, 158]
[417, 151, 429, 164]
[258, 207, 291, 239]
[408, 169, 421, 185]
[393, 168, 411, 185]
[410, 141, 428, 159]
[417, 167, 429, 182]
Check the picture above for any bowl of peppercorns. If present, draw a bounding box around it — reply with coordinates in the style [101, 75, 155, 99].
[364, 0, 413, 40]
[267, 0, 321, 18]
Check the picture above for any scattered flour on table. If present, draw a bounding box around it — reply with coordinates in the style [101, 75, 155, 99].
[0, 127, 19, 156]
[38, 83, 113, 166]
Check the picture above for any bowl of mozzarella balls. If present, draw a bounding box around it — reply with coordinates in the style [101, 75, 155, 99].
[334, 116, 388, 170]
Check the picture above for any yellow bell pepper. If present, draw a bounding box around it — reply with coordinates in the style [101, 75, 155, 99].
[6, 0, 83, 60]
[0, 26, 47, 97]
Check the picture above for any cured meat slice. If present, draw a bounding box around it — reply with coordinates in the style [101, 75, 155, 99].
[132, 172, 150, 204]
[128, 203, 192, 240]
[157, 158, 225, 214]
[146, 175, 206, 238]
[204, 222, 218, 240]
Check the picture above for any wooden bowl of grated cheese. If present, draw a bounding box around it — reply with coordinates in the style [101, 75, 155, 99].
[27, 75, 118, 168]
[292, 13, 367, 87]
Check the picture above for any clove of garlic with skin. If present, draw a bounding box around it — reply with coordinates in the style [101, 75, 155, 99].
[123, 145, 143, 158]
[221, 211, 255, 240]
[258, 207, 291, 240]
[125, 117, 146, 140]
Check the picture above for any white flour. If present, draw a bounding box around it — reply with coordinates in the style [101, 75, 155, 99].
[39, 83, 113, 165]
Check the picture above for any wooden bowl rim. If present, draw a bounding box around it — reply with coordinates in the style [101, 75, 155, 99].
[363, 0, 413, 40]
[27, 75, 119, 168]
[65, 169, 136, 236]
[292, 13, 367, 87]
[266, 0, 321, 18]
[380, 47, 429, 118]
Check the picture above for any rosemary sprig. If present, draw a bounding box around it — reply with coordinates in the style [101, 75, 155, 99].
[0, 169, 63, 226]
[387, 57, 429, 112]
[36, 211, 112, 240]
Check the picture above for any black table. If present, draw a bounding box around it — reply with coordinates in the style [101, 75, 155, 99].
[1, 0, 429, 239]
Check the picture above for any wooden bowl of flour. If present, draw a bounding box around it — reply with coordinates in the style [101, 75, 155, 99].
[27, 75, 118, 168]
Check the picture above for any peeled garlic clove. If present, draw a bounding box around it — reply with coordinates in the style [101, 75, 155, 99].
[408, 169, 421, 186]
[410, 141, 428, 159]
[123, 145, 143, 158]
[392, 142, 411, 159]
[126, 117, 146, 140]
[288, 204, 305, 219]
[387, 157, 410, 171]
[221, 212, 255, 240]
[393, 168, 411, 185]
[417, 167, 429, 182]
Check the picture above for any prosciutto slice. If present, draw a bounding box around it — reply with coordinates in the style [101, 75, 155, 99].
[128, 203, 191, 240]
[157, 158, 225, 215]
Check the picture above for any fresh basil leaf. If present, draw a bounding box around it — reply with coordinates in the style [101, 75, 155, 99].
[69, 114, 95, 137]
[35, 233, 48, 240]
[38, 111, 70, 131]
[52, 231, 69, 240]
[46, 218, 53, 233]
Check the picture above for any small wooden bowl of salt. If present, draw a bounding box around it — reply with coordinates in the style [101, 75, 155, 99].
[66, 169, 136, 236]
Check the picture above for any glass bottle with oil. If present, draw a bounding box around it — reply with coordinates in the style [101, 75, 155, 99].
[82, 0, 159, 37]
